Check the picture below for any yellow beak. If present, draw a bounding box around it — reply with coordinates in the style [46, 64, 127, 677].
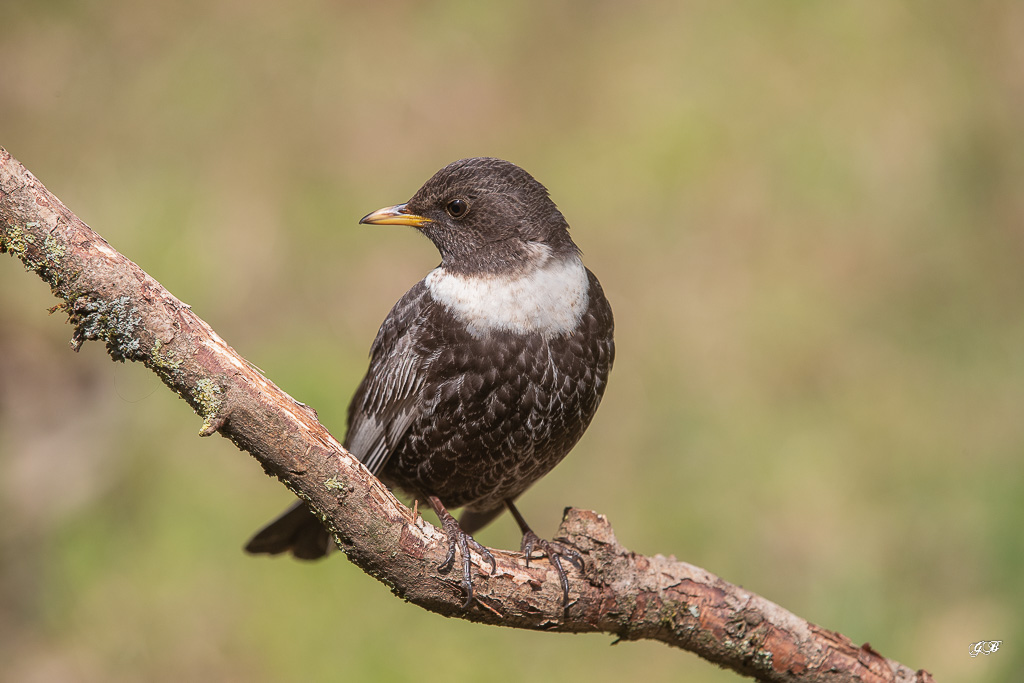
[358, 203, 432, 228]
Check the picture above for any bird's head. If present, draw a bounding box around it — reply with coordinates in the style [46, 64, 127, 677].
[359, 157, 578, 275]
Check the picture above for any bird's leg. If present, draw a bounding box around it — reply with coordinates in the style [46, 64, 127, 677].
[505, 500, 584, 613]
[426, 495, 496, 608]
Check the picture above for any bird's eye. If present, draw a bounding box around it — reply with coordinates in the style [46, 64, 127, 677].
[446, 199, 469, 218]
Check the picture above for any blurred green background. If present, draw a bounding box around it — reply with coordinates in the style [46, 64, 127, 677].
[1, 1, 1021, 681]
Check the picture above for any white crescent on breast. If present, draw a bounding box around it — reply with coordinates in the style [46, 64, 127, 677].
[424, 248, 590, 339]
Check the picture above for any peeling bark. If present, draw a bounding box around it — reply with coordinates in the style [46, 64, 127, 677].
[0, 147, 934, 683]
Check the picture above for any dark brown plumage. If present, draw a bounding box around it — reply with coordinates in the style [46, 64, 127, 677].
[245, 157, 614, 607]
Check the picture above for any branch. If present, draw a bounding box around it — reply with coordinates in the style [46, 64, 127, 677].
[0, 147, 933, 683]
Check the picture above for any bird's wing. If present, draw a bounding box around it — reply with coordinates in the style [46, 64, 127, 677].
[344, 280, 435, 476]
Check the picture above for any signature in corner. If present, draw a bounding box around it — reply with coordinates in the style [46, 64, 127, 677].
[969, 640, 1001, 657]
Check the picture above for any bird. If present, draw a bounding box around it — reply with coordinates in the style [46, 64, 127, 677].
[244, 157, 615, 608]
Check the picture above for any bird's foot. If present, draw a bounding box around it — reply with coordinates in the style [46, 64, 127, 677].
[505, 499, 584, 613]
[429, 496, 496, 608]
[520, 530, 584, 611]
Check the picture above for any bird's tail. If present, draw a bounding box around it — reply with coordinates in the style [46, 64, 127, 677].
[459, 505, 506, 535]
[244, 501, 332, 560]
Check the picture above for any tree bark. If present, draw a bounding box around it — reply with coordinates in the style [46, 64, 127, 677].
[0, 147, 933, 683]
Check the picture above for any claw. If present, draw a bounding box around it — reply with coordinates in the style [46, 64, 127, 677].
[437, 534, 458, 574]
[520, 529, 583, 612]
[507, 501, 585, 615]
[551, 554, 568, 606]
[428, 496, 495, 608]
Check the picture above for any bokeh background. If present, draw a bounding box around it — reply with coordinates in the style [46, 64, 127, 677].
[2, 2, 1022, 682]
